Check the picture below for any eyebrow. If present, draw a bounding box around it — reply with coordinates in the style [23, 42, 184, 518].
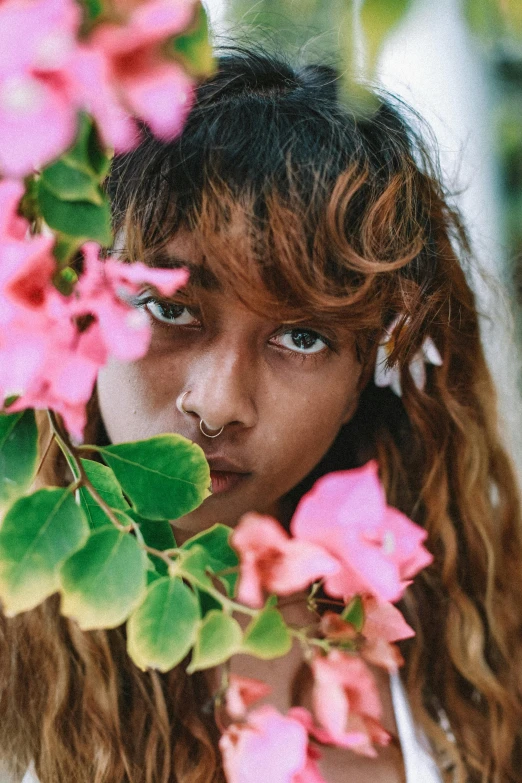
[145, 252, 220, 290]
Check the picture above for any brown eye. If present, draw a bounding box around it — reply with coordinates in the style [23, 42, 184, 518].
[272, 329, 329, 354]
[142, 299, 198, 326]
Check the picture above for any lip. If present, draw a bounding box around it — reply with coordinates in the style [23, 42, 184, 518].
[205, 455, 251, 474]
[204, 455, 251, 496]
[209, 470, 249, 495]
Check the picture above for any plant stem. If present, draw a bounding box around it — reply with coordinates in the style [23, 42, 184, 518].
[47, 411, 131, 533]
[47, 410, 82, 480]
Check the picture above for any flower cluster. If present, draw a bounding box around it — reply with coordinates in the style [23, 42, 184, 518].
[222, 462, 433, 781]
[0, 180, 187, 439]
[0, 0, 197, 177]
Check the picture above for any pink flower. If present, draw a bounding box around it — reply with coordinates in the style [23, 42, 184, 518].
[310, 651, 390, 757]
[0, 0, 80, 176]
[0, 0, 198, 175]
[75, 0, 196, 150]
[70, 242, 189, 362]
[362, 595, 415, 643]
[219, 705, 327, 783]
[358, 595, 414, 673]
[225, 675, 272, 720]
[1, 189, 188, 439]
[7, 310, 107, 440]
[291, 462, 433, 603]
[231, 513, 340, 608]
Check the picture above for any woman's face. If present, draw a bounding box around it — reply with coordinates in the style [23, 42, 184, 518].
[96, 233, 363, 541]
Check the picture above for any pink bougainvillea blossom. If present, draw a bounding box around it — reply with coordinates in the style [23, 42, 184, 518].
[358, 595, 415, 673]
[362, 595, 415, 643]
[231, 513, 340, 608]
[310, 651, 390, 757]
[0, 180, 57, 325]
[75, 0, 196, 150]
[0, 188, 188, 438]
[70, 242, 189, 362]
[291, 461, 433, 603]
[7, 310, 106, 440]
[0, 0, 197, 175]
[219, 705, 327, 783]
[318, 611, 357, 642]
[225, 674, 272, 720]
[0, 0, 80, 176]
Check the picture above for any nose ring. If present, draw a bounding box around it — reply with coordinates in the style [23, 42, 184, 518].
[199, 420, 224, 438]
[176, 391, 224, 438]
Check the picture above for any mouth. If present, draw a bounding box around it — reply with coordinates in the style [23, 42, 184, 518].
[209, 470, 249, 494]
[206, 457, 251, 496]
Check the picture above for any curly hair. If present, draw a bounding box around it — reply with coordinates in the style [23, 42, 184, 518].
[1, 46, 521, 783]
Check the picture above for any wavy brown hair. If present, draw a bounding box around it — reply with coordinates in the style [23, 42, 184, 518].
[1, 47, 522, 783]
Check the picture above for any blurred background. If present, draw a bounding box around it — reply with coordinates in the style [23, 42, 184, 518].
[199, 0, 522, 472]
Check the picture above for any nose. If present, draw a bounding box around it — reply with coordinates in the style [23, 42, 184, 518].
[178, 342, 258, 432]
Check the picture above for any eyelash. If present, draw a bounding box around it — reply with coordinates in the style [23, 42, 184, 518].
[134, 296, 335, 358]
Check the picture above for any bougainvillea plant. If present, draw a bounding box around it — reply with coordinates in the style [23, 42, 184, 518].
[0, 2, 433, 781]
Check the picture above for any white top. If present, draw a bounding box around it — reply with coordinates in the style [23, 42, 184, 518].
[390, 672, 443, 782]
[17, 675, 443, 783]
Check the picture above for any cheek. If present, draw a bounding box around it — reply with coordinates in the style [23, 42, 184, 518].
[259, 377, 358, 492]
[96, 359, 159, 444]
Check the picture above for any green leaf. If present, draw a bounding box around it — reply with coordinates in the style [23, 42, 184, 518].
[78, 0, 105, 26]
[0, 410, 38, 509]
[188, 610, 242, 673]
[341, 595, 365, 632]
[78, 458, 130, 530]
[169, 3, 216, 78]
[127, 576, 200, 672]
[53, 264, 79, 294]
[242, 607, 292, 660]
[360, 0, 412, 76]
[41, 159, 104, 205]
[182, 524, 238, 596]
[60, 527, 147, 629]
[64, 113, 111, 179]
[146, 563, 163, 584]
[97, 434, 211, 521]
[178, 544, 214, 591]
[0, 488, 88, 615]
[197, 588, 222, 616]
[37, 181, 112, 245]
[52, 234, 83, 267]
[131, 511, 176, 576]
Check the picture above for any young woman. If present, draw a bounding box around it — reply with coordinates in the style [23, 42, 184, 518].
[1, 46, 521, 783]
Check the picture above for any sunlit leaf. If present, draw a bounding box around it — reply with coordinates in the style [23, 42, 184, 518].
[37, 181, 113, 245]
[97, 434, 210, 520]
[0, 410, 38, 509]
[242, 606, 291, 659]
[188, 610, 243, 672]
[127, 576, 200, 672]
[60, 526, 147, 629]
[0, 488, 88, 615]
[178, 544, 214, 591]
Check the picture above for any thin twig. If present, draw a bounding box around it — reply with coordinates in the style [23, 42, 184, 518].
[47, 411, 131, 533]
